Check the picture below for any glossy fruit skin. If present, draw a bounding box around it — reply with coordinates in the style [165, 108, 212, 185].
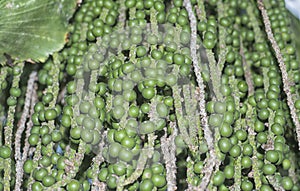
[156, 103, 169, 117]
[118, 148, 133, 162]
[28, 134, 39, 146]
[214, 101, 226, 114]
[139, 121, 156, 134]
[263, 164, 276, 175]
[236, 129, 247, 141]
[220, 122, 233, 137]
[258, 108, 270, 121]
[66, 180, 80, 191]
[108, 142, 122, 158]
[193, 161, 204, 174]
[23, 159, 34, 174]
[242, 144, 253, 156]
[151, 163, 164, 174]
[113, 162, 127, 176]
[241, 180, 253, 191]
[282, 158, 291, 170]
[281, 177, 294, 190]
[265, 150, 279, 163]
[151, 174, 167, 188]
[44, 109, 57, 121]
[139, 179, 154, 191]
[229, 145, 241, 157]
[42, 175, 56, 187]
[32, 182, 43, 191]
[34, 168, 47, 181]
[213, 171, 225, 186]
[0, 146, 11, 159]
[209, 114, 223, 127]
[218, 138, 232, 153]
[241, 156, 252, 169]
[10, 87, 21, 97]
[224, 165, 234, 179]
[106, 174, 117, 189]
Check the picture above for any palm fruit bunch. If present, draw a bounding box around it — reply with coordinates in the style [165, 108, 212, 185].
[0, 0, 300, 190]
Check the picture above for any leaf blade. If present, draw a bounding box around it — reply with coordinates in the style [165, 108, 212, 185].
[0, 0, 77, 64]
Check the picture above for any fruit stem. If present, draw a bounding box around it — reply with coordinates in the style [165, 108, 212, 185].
[183, 0, 217, 189]
[14, 71, 37, 191]
[160, 123, 178, 190]
[3, 62, 24, 191]
[257, 0, 300, 150]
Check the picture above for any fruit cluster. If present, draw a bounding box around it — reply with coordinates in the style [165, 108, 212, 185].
[0, 0, 300, 190]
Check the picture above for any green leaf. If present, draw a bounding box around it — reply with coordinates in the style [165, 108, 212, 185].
[0, 0, 77, 64]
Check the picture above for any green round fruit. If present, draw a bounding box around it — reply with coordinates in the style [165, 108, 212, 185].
[0, 146, 11, 159]
[66, 179, 80, 191]
[213, 171, 225, 186]
[139, 179, 154, 191]
[281, 176, 293, 190]
[151, 174, 167, 187]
